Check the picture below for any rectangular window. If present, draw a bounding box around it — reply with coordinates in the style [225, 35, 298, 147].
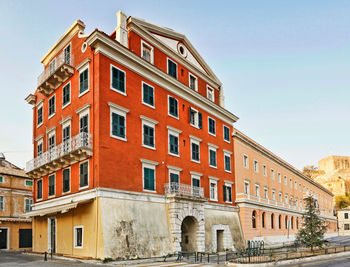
[271, 169, 275, 180]
[191, 141, 200, 162]
[169, 172, 179, 184]
[63, 168, 70, 193]
[210, 180, 218, 201]
[254, 160, 259, 173]
[208, 117, 216, 135]
[25, 199, 32, 212]
[168, 96, 178, 118]
[244, 181, 249, 194]
[25, 180, 33, 187]
[189, 107, 202, 128]
[167, 59, 177, 79]
[111, 66, 125, 93]
[345, 224, 350, 230]
[192, 176, 200, 188]
[63, 125, 70, 152]
[223, 126, 230, 142]
[79, 161, 89, 188]
[263, 165, 267, 176]
[141, 41, 153, 63]
[48, 95, 55, 117]
[62, 83, 71, 107]
[290, 178, 292, 188]
[224, 154, 231, 172]
[295, 181, 297, 190]
[189, 73, 197, 91]
[278, 173, 281, 183]
[243, 155, 248, 168]
[209, 148, 217, 167]
[37, 180, 42, 199]
[207, 86, 215, 101]
[345, 213, 349, 219]
[49, 59, 56, 75]
[143, 124, 155, 148]
[79, 68, 89, 94]
[74, 226, 83, 248]
[142, 82, 154, 107]
[284, 176, 287, 185]
[279, 192, 282, 202]
[80, 114, 88, 133]
[37, 140, 43, 156]
[48, 174, 55, 197]
[143, 167, 155, 191]
[169, 134, 179, 156]
[49, 134, 55, 151]
[255, 184, 260, 197]
[112, 113, 126, 138]
[37, 105, 43, 126]
[64, 44, 71, 64]
[272, 190, 276, 200]
[0, 196, 3, 210]
[264, 187, 268, 199]
[223, 185, 232, 203]
[0, 176, 2, 183]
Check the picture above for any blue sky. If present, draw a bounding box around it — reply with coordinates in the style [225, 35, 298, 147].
[0, 0, 349, 170]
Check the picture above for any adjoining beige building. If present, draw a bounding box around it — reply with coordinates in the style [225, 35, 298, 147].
[313, 156, 350, 197]
[0, 153, 33, 250]
[338, 207, 350, 236]
[233, 130, 338, 245]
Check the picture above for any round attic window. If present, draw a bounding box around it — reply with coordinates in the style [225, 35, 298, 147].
[81, 42, 88, 53]
[177, 43, 187, 58]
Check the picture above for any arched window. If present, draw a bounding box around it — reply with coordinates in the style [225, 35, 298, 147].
[291, 217, 294, 229]
[271, 213, 274, 229]
[296, 218, 299, 229]
[252, 211, 257, 229]
[262, 212, 265, 228]
[285, 216, 288, 229]
[279, 215, 282, 229]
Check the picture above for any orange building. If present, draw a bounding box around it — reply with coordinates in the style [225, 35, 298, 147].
[233, 130, 337, 245]
[0, 153, 33, 250]
[25, 11, 244, 258]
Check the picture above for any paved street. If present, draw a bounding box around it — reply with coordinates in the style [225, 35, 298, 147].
[281, 254, 350, 267]
[0, 251, 218, 267]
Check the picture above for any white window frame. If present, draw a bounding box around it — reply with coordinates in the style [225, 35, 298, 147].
[263, 165, 267, 177]
[254, 160, 259, 173]
[79, 160, 89, 190]
[206, 85, 215, 102]
[141, 81, 155, 109]
[78, 63, 90, 97]
[188, 72, 198, 91]
[279, 192, 282, 202]
[76, 104, 90, 134]
[62, 167, 71, 194]
[223, 125, 230, 143]
[37, 102, 44, 128]
[224, 182, 233, 203]
[190, 136, 201, 163]
[244, 180, 250, 195]
[141, 40, 154, 64]
[284, 175, 287, 185]
[37, 179, 43, 201]
[191, 172, 202, 188]
[109, 102, 129, 142]
[255, 184, 260, 197]
[48, 94, 56, 119]
[24, 198, 32, 212]
[48, 173, 56, 198]
[167, 58, 178, 79]
[208, 144, 218, 168]
[271, 169, 275, 180]
[168, 167, 181, 184]
[110, 64, 126, 96]
[264, 187, 268, 199]
[295, 181, 298, 190]
[285, 194, 288, 204]
[61, 119, 71, 143]
[189, 107, 200, 128]
[243, 154, 249, 169]
[208, 116, 216, 136]
[167, 95, 179, 119]
[62, 81, 71, 109]
[74, 226, 84, 249]
[278, 173, 281, 183]
[272, 189, 276, 201]
[167, 126, 181, 157]
[49, 58, 56, 74]
[140, 159, 158, 193]
[141, 116, 158, 150]
[209, 177, 219, 201]
[224, 150, 232, 173]
[290, 178, 293, 188]
[37, 138, 43, 156]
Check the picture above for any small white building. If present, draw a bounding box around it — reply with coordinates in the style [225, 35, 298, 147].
[338, 207, 350, 236]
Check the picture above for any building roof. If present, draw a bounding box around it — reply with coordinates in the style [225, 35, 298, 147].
[0, 155, 28, 178]
[233, 129, 334, 196]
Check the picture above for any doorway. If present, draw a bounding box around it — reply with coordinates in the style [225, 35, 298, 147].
[48, 218, 56, 253]
[216, 230, 224, 252]
[0, 228, 8, 249]
[180, 216, 199, 252]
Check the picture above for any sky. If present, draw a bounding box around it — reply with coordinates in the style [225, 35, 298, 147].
[0, 0, 349, 170]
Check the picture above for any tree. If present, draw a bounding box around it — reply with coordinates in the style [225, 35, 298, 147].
[302, 165, 319, 179]
[335, 194, 350, 210]
[296, 195, 327, 251]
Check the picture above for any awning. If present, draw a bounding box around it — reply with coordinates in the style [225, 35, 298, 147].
[0, 217, 32, 223]
[24, 202, 78, 217]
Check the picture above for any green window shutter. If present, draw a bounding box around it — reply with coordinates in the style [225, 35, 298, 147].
[223, 185, 227, 202]
[79, 72, 83, 92]
[198, 112, 203, 129]
[228, 187, 232, 202]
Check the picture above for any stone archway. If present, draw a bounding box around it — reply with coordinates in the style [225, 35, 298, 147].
[181, 216, 199, 252]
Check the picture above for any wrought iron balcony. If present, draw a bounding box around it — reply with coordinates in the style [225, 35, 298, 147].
[164, 182, 204, 198]
[26, 132, 92, 177]
[37, 52, 75, 96]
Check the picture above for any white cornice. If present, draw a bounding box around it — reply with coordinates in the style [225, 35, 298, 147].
[85, 31, 238, 124]
[75, 104, 91, 114]
[108, 102, 130, 113]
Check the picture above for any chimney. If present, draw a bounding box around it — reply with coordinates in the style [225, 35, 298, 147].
[116, 10, 128, 48]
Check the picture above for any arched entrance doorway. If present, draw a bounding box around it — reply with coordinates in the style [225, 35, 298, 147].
[181, 216, 199, 252]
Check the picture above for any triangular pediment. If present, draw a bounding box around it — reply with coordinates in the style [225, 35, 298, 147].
[129, 17, 222, 86]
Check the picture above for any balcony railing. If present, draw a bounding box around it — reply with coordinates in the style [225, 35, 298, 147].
[164, 182, 204, 198]
[26, 132, 92, 174]
[37, 51, 75, 96]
